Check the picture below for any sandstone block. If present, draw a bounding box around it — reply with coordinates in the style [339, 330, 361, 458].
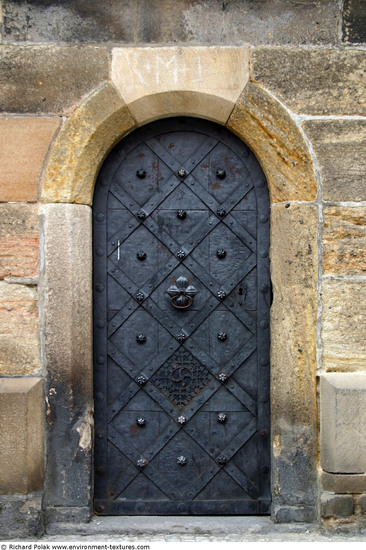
[40, 204, 93, 507]
[322, 280, 366, 371]
[0, 117, 60, 202]
[0, 45, 109, 115]
[323, 206, 366, 275]
[42, 83, 136, 205]
[321, 471, 366, 494]
[0, 204, 39, 280]
[0, 377, 43, 494]
[0, 282, 40, 375]
[303, 120, 366, 202]
[270, 203, 318, 517]
[358, 495, 366, 514]
[252, 48, 366, 116]
[321, 373, 366, 473]
[227, 83, 317, 203]
[343, 0, 366, 44]
[1, 0, 339, 45]
[321, 493, 354, 518]
[112, 46, 249, 125]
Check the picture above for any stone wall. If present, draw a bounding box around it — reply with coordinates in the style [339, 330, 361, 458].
[0, 0, 365, 537]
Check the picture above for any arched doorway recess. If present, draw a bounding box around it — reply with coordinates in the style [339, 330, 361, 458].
[40, 46, 318, 523]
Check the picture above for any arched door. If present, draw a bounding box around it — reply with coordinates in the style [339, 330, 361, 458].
[93, 118, 271, 515]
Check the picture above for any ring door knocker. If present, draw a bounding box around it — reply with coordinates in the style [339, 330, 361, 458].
[166, 276, 198, 310]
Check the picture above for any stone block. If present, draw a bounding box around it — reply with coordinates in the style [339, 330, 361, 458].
[0, 282, 40, 375]
[227, 83, 317, 203]
[252, 48, 366, 116]
[112, 46, 249, 125]
[0, 493, 43, 538]
[323, 206, 366, 275]
[41, 83, 136, 205]
[0, 204, 39, 280]
[321, 493, 354, 518]
[343, 0, 366, 44]
[0, 45, 109, 115]
[322, 280, 366, 371]
[1, 0, 339, 45]
[270, 203, 318, 517]
[303, 120, 366, 202]
[273, 505, 317, 523]
[0, 378, 43, 494]
[359, 495, 366, 514]
[321, 373, 366, 473]
[321, 471, 366, 494]
[0, 117, 60, 202]
[40, 204, 93, 507]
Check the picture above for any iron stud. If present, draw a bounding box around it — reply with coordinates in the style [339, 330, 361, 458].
[137, 417, 146, 426]
[177, 333, 186, 342]
[217, 455, 227, 465]
[217, 290, 226, 299]
[217, 412, 227, 423]
[137, 374, 147, 385]
[177, 210, 187, 220]
[216, 169, 226, 180]
[217, 207, 226, 218]
[217, 332, 227, 341]
[136, 169, 146, 179]
[137, 251, 147, 261]
[136, 334, 146, 344]
[136, 210, 146, 221]
[137, 458, 148, 468]
[218, 372, 228, 382]
[177, 415, 186, 425]
[216, 249, 226, 259]
[135, 291, 145, 302]
[178, 168, 187, 178]
[177, 455, 187, 466]
[177, 249, 186, 260]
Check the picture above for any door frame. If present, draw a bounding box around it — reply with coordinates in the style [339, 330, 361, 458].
[39, 45, 319, 524]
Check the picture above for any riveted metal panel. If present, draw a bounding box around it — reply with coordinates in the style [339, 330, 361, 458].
[93, 118, 271, 515]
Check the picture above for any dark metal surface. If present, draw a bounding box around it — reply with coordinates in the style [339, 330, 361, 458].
[93, 117, 271, 516]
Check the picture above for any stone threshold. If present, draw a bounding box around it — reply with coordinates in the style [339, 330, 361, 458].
[45, 516, 318, 538]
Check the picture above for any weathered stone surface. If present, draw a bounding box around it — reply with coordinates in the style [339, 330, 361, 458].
[343, 0, 366, 44]
[45, 506, 91, 524]
[359, 495, 366, 514]
[322, 280, 366, 371]
[42, 83, 136, 205]
[227, 83, 317, 203]
[2, 0, 339, 45]
[40, 204, 93, 507]
[323, 207, 366, 275]
[0, 378, 43, 494]
[270, 204, 318, 519]
[0, 493, 43, 538]
[252, 48, 366, 116]
[112, 46, 249, 125]
[303, 120, 366, 202]
[321, 493, 354, 518]
[0, 282, 40, 375]
[0, 204, 39, 280]
[321, 471, 366, 494]
[0, 45, 109, 115]
[321, 373, 366, 473]
[0, 117, 60, 202]
[273, 505, 317, 523]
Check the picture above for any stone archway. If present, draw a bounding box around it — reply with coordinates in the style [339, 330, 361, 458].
[39, 45, 318, 524]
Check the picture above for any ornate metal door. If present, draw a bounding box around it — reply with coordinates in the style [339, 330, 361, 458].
[93, 118, 271, 515]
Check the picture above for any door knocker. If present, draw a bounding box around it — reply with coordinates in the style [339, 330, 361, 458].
[165, 276, 198, 310]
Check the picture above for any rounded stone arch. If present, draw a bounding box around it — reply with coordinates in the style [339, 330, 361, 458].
[41, 82, 316, 206]
[40, 76, 319, 523]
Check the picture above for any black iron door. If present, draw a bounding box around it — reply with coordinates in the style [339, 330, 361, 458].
[93, 118, 271, 515]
